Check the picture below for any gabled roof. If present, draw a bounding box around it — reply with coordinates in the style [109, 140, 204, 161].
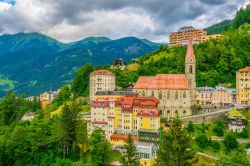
[185, 38, 196, 63]
[133, 74, 189, 90]
[227, 109, 246, 120]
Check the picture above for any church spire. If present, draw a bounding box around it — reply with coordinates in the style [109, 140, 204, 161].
[185, 38, 196, 63]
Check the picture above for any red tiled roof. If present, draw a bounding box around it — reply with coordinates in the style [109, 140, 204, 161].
[137, 108, 161, 117]
[185, 38, 196, 63]
[90, 70, 115, 76]
[110, 134, 138, 141]
[239, 66, 250, 72]
[133, 74, 189, 90]
[91, 121, 108, 125]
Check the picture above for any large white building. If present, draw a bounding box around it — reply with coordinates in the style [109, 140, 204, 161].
[89, 70, 116, 98]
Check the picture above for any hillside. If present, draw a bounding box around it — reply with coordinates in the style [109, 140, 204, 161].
[205, 20, 232, 35]
[0, 33, 160, 96]
[113, 24, 250, 89]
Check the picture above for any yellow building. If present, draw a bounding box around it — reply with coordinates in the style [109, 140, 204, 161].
[236, 66, 250, 105]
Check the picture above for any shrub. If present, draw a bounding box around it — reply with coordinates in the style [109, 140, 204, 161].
[195, 134, 209, 148]
[239, 128, 249, 139]
[211, 141, 220, 150]
[224, 133, 238, 152]
[186, 121, 195, 133]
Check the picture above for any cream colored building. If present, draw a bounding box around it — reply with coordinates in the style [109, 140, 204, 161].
[196, 87, 214, 106]
[212, 86, 232, 107]
[133, 39, 196, 117]
[89, 70, 115, 98]
[236, 66, 250, 105]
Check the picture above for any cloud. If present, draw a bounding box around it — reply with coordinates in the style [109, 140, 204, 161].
[0, 0, 248, 42]
[0, 1, 12, 12]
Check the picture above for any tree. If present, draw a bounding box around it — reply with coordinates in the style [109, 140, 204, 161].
[195, 134, 209, 149]
[157, 118, 197, 166]
[213, 120, 225, 137]
[53, 85, 71, 107]
[121, 134, 140, 166]
[223, 133, 238, 152]
[71, 64, 94, 97]
[89, 129, 112, 166]
[186, 121, 195, 133]
[218, 151, 250, 166]
[239, 128, 249, 139]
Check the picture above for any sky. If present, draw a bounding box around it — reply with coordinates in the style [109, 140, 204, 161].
[0, 0, 249, 43]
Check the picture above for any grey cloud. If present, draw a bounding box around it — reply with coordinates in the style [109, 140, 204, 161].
[0, 0, 248, 42]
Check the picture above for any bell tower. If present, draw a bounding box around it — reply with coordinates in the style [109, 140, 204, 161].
[185, 38, 196, 90]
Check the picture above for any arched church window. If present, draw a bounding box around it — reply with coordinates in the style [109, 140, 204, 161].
[159, 91, 162, 99]
[189, 65, 193, 74]
[167, 91, 170, 99]
[151, 91, 154, 97]
[183, 91, 186, 98]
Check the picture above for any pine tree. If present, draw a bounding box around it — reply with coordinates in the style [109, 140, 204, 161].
[121, 134, 140, 166]
[157, 118, 197, 166]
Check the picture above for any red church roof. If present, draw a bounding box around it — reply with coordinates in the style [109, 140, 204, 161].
[185, 38, 196, 63]
[133, 74, 189, 90]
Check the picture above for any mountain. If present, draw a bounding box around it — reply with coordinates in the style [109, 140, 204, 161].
[205, 20, 232, 35]
[0, 33, 160, 96]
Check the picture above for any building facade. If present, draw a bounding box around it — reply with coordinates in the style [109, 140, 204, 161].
[133, 39, 196, 117]
[169, 26, 221, 47]
[111, 58, 127, 70]
[196, 86, 236, 107]
[88, 92, 161, 140]
[89, 70, 116, 98]
[227, 109, 246, 132]
[236, 66, 250, 105]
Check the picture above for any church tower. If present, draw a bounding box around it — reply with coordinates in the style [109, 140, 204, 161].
[185, 38, 196, 90]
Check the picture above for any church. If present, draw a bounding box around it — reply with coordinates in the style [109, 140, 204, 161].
[133, 39, 196, 117]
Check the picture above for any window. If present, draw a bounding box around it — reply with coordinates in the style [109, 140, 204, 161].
[167, 110, 170, 114]
[183, 110, 186, 115]
[183, 91, 186, 98]
[175, 110, 178, 116]
[151, 91, 154, 97]
[167, 91, 170, 99]
[175, 91, 178, 99]
[189, 65, 193, 74]
[159, 91, 162, 99]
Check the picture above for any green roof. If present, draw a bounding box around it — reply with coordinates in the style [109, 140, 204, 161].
[227, 109, 246, 120]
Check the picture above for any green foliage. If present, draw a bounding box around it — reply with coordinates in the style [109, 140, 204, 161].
[121, 134, 140, 166]
[206, 20, 232, 35]
[233, 4, 250, 28]
[223, 133, 238, 152]
[239, 128, 249, 138]
[52, 85, 71, 108]
[0, 93, 40, 125]
[212, 120, 225, 137]
[115, 25, 250, 89]
[186, 121, 195, 133]
[210, 141, 220, 150]
[218, 151, 250, 166]
[71, 64, 94, 97]
[157, 118, 197, 166]
[89, 129, 112, 166]
[195, 134, 209, 148]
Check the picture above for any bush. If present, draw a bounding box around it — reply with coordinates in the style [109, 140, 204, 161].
[224, 133, 238, 152]
[195, 134, 209, 148]
[186, 121, 195, 133]
[211, 141, 220, 150]
[213, 120, 225, 137]
[239, 128, 249, 139]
